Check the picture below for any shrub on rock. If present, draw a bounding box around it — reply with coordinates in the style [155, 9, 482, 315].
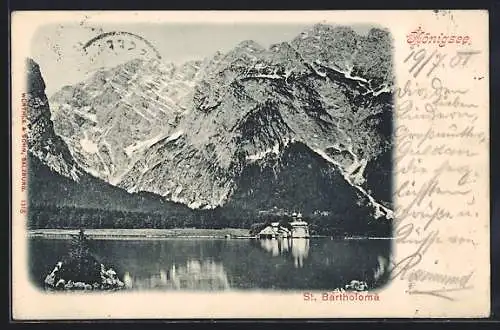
[44, 229, 125, 291]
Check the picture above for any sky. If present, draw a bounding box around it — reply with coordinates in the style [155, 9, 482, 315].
[30, 22, 373, 96]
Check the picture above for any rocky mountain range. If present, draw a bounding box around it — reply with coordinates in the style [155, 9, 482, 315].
[49, 58, 202, 184]
[27, 24, 394, 233]
[26, 58, 195, 220]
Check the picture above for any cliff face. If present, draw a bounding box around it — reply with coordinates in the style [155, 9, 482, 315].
[36, 24, 395, 229]
[26, 58, 195, 220]
[117, 25, 394, 220]
[49, 58, 202, 183]
[26, 58, 82, 181]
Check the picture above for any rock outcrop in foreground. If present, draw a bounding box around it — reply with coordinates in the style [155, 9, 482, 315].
[44, 261, 125, 291]
[43, 230, 125, 291]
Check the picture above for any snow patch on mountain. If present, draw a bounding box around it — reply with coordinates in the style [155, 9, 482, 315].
[79, 137, 99, 154]
[124, 131, 173, 157]
[246, 138, 294, 162]
[165, 130, 184, 143]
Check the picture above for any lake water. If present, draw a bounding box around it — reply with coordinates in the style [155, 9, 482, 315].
[29, 237, 391, 291]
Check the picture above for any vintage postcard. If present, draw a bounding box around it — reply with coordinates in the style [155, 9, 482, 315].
[10, 10, 490, 319]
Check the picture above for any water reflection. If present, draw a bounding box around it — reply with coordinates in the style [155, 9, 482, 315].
[29, 237, 392, 291]
[123, 259, 230, 290]
[373, 255, 388, 281]
[259, 238, 310, 268]
[291, 239, 309, 268]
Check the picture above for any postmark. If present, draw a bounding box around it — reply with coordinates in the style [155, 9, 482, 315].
[82, 31, 162, 63]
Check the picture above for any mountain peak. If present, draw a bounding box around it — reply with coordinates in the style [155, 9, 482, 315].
[26, 58, 82, 181]
[26, 58, 46, 94]
[269, 41, 293, 53]
[235, 40, 265, 53]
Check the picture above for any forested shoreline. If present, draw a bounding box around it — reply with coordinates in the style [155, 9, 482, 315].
[27, 204, 392, 237]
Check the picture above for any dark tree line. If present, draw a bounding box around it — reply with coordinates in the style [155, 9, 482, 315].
[28, 204, 199, 229]
[28, 204, 392, 237]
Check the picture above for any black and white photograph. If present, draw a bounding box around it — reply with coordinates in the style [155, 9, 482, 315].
[25, 20, 394, 293]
